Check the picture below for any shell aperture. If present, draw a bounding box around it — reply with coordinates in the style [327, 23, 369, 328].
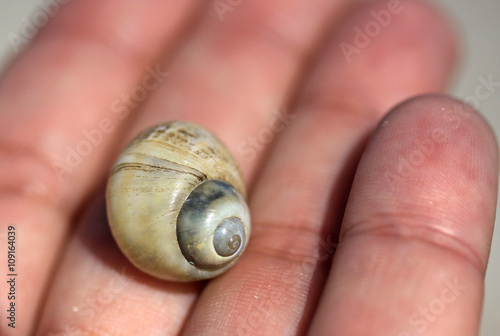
[177, 179, 249, 269]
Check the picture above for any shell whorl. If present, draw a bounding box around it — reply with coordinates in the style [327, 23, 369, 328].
[106, 121, 250, 281]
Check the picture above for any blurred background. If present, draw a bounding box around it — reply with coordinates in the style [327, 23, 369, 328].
[0, 0, 498, 334]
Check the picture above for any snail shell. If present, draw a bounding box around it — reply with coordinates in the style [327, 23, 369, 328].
[106, 121, 251, 281]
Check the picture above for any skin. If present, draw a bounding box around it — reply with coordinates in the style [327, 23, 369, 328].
[0, 0, 497, 335]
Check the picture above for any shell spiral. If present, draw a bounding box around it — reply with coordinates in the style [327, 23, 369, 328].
[106, 121, 250, 281]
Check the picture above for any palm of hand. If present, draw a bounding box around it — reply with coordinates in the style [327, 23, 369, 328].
[0, 1, 497, 335]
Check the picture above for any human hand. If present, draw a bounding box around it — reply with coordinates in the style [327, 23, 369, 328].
[0, 0, 497, 335]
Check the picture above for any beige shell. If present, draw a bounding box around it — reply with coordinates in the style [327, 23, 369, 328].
[106, 121, 251, 281]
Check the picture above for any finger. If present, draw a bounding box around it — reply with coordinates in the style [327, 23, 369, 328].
[36, 0, 359, 334]
[308, 95, 498, 335]
[0, 1, 201, 334]
[182, 1, 458, 335]
[38, 192, 202, 336]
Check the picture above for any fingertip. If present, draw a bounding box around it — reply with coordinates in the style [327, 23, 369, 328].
[368, 93, 499, 203]
[347, 93, 498, 268]
[301, 0, 461, 124]
[331, 0, 460, 112]
[382, 93, 498, 169]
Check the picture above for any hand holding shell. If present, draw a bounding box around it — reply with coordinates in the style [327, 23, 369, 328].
[106, 121, 251, 281]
